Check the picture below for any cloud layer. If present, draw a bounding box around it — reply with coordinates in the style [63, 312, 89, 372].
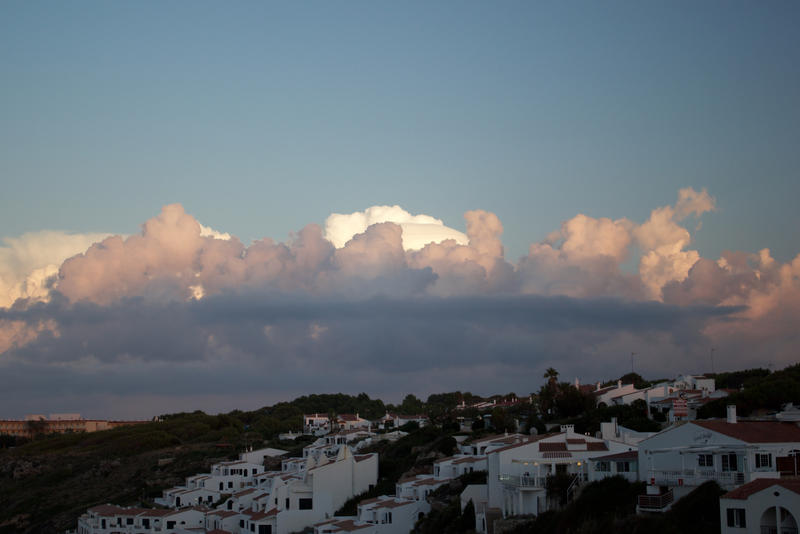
[1, 189, 797, 418]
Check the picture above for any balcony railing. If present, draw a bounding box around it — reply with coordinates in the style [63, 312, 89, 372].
[648, 469, 745, 487]
[637, 489, 674, 511]
[498, 474, 546, 488]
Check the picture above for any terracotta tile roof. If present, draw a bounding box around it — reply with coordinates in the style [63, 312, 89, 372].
[207, 510, 239, 518]
[586, 442, 608, 451]
[376, 499, 415, 509]
[138, 509, 172, 517]
[242, 508, 277, 520]
[490, 434, 554, 454]
[693, 420, 800, 443]
[233, 488, 257, 497]
[88, 505, 125, 516]
[323, 519, 373, 531]
[453, 456, 484, 464]
[723, 478, 800, 500]
[206, 530, 233, 534]
[354, 454, 374, 462]
[539, 442, 567, 452]
[357, 497, 383, 505]
[337, 414, 360, 421]
[542, 452, 573, 459]
[566, 438, 585, 444]
[589, 450, 638, 461]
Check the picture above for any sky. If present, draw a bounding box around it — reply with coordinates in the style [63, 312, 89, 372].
[1, 1, 799, 419]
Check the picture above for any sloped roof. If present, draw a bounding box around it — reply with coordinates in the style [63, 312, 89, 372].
[539, 442, 567, 452]
[586, 442, 609, 451]
[693, 420, 800, 443]
[589, 450, 638, 461]
[723, 478, 800, 500]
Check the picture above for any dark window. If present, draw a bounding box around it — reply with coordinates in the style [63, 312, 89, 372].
[228, 500, 233, 510]
[228, 481, 233, 488]
[240, 520, 244, 528]
[166, 521, 176, 529]
[258, 526, 271, 534]
[698, 454, 713, 467]
[143, 519, 150, 528]
[250, 523, 255, 532]
[285, 497, 290, 509]
[755, 453, 772, 469]
[101, 520, 106, 529]
[726, 508, 746, 527]
[127, 518, 133, 525]
[722, 453, 738, 472]
[299, 498, 313, 510]
[616, 461, 630, 472]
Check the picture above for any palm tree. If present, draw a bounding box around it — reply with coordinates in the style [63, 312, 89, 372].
[543, 367, 559, 386]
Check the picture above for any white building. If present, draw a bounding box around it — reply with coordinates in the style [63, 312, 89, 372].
[638, 407, 800, 491]
[486, 425, 636, 524]
[719, 478, 800, 534]
[587, 450, 639, 483]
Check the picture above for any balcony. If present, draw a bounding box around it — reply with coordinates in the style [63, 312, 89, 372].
[648, 469, 745, 487]
[498, 474, 546, 489]
[637, 489, 674, 512]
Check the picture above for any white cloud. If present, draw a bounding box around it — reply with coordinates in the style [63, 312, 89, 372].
[324, 205, 468, 251]
[0, 230, 111, 307]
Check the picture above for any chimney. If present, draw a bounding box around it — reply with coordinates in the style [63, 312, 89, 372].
[575, 377, 580, 388]
[727, 405, 737, 424]
[617, 379, 622, 389]
[596, 381, 601, 391]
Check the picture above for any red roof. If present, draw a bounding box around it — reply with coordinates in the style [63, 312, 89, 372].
[542, 452, 573, 458]
[693, 421, 800, 443]
[590, 450, 638, 461]
[539, 442, 567, 452]
[587, 442, 609, 451]
[723, 478, 800, 500]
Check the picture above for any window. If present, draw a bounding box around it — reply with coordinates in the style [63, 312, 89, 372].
[240, 520, 245, 527]
[595, 461, 610, 472]
[142, 519, 150, 528]
[722, 453, 738, 472]
[616, 461, 630, 472]
[228, 481, 233, 489]
[250, 523, 255, 532]
[286, 497, 290, 509]
[127, 518, 133, 525]
[726, 508, 746, 528]
[299, 498, 313, 510]
[166, 521, 176, 529]
[698, 454, 713, 467]
[755, 453, 772, 469]
[258, 526, 271, 534]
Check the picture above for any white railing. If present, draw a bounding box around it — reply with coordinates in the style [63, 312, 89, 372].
[498, 474, 546, 488]
[648, 469, 745, 487]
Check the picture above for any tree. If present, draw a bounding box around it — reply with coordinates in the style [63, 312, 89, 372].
[543, 367, 560, 386]
[399, 394, 425, 415]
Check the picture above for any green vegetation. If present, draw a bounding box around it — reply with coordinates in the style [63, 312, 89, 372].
[698, 364, 800, 418]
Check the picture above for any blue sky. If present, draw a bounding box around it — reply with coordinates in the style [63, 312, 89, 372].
[2, 2, 800, 417]
[2, 1, 799, 262]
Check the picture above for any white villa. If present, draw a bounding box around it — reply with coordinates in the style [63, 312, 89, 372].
[719, 478, 800, 534]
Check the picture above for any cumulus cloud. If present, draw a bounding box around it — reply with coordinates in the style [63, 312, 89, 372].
[0, 230, 111, 307]
[1, 189, 797, 418]
[324, 205, 469, 251]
